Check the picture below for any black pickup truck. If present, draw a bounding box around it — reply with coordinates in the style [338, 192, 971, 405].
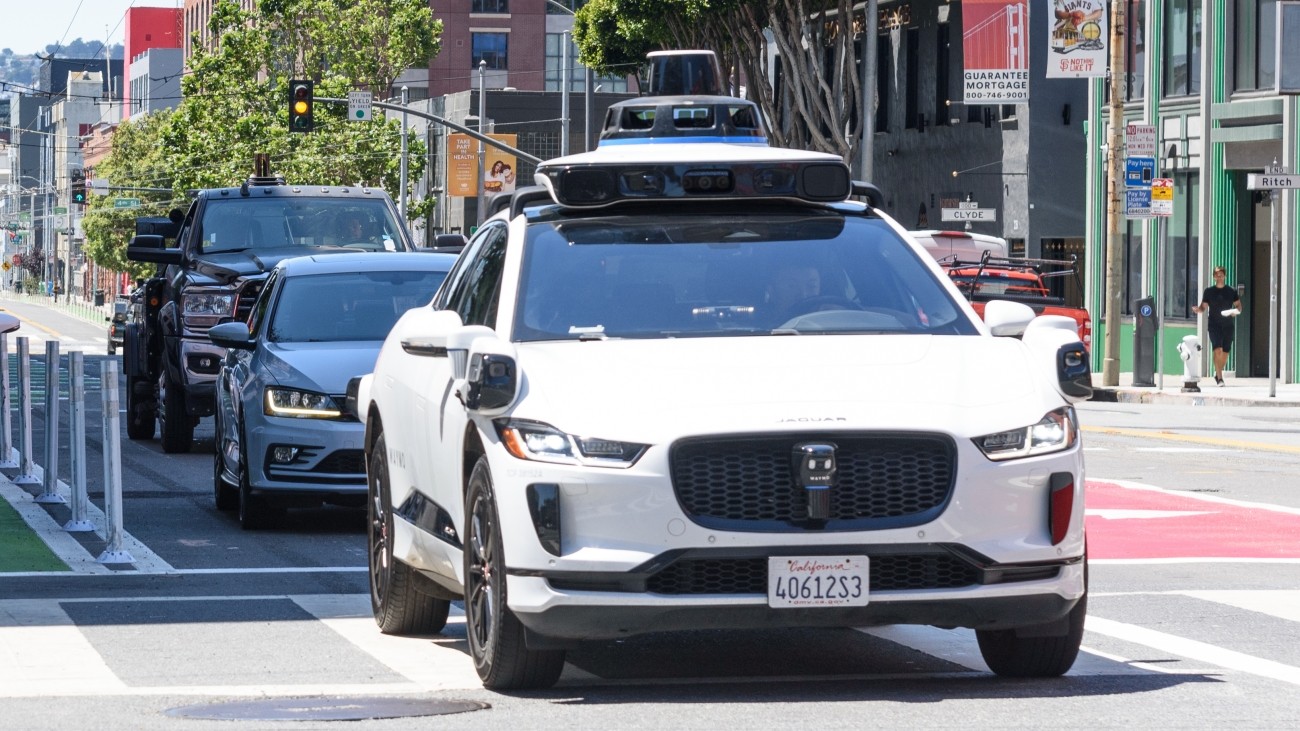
[123, 174, 424, 452]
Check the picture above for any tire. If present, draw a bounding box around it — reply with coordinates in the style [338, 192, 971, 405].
[464, 456, 565, 690]
[124, 375, 156, 441]
[211, 410, 238, 511]
[976, 563, 1088, 678]
[237, 423, 282, 530]
[158, 371, 194, 453]
[368, 431, 451, 635]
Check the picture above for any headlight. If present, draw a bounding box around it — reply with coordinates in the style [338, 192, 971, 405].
[264, 388, 343, 419]
[974, 407, 1077, 461]
[182, 290, 236, 318]
[494, 419, 648, 468]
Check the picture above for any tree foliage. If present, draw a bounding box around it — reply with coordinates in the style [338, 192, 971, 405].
[572, 0, 866, 160]
[83, 0, 441, 271]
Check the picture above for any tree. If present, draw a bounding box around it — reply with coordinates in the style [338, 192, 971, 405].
[572, 0, 867, 161]
[82, 0, 442, 271]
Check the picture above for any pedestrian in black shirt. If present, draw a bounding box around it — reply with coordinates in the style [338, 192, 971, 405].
[1193, 266, 1242, 386]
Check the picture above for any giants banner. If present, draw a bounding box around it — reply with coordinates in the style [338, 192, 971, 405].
[962, 0, 1029, 103]
[1047, 0, 1108, 78]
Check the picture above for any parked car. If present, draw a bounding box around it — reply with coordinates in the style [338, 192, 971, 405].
[944, 254, 1092, 352]
[351, 90, 1092, 690]
[106, 297, 129, 355]
[207, 251, 457, 529]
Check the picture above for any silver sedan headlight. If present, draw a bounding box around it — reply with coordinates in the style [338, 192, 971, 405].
[974, 407, 1077, 461]
[494, 419, 648, 468]
[264, 387, 343, 419]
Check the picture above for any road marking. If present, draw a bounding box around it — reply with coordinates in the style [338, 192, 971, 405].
[1094, 478, 1300, 516]
[1086, 615, 1300, 686]
[1178, 590, 1300, 623]
[1083, 425, 1300, 455]
[0, 466, 174, 575]
[291, 594, 480, 690]
[0, 599, 127, 697]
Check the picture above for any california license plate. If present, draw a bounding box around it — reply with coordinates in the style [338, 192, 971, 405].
[768, 556, 870, 608]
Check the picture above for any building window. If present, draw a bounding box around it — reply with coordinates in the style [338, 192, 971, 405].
[904, 28, 919, 129]
[1234, 0, 1277, 92]
[472, 33, 508, 70]
[1165, 170, 1200, 319]
[1163, 0, 1201, 97]
[875, 36, 890, 133]
[1125, 0, 1145, 101]
[471, 0, 509, 13]
[545, 0, 583, 12]
[935, 23, 950, 126]
[544, 33, 628, 93]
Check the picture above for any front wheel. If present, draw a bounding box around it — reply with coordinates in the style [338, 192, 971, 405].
[368, 430, 451, 635]
[976, 569, 1087, 677]
[464, 456, 565, 690]
[158, 371, 194, 453]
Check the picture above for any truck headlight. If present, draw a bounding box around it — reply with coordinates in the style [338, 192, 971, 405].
[264, 388, 343, 419]
[495, 419, 647, 468]
[182, 290, 236, 318]
[974, 407, 1077, 461]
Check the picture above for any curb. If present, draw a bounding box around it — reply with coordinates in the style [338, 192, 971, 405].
[1090, 386, 1299, 408]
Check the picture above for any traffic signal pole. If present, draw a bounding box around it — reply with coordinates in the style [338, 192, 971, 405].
[313, 97, 541, 164]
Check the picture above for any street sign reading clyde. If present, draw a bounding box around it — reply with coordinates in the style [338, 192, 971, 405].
[941, 207, 997, 222]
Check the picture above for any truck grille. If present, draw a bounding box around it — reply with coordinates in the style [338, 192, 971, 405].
[670, 433, 955, 531]
[234, 279, 267, 323]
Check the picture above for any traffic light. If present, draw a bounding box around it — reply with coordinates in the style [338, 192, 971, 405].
[289, 79, 314, 133]
[70, 170, 87, 206]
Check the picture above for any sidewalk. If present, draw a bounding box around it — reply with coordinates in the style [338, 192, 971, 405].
[1092, 371, 1300, 407]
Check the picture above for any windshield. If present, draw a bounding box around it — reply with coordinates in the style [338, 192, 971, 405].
[268, 270, 448, 342]
[513, 210, 977, 342]
[198, 197, 406, 253]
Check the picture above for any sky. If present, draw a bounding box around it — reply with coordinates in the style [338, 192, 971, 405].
[0, 1, 181, 57]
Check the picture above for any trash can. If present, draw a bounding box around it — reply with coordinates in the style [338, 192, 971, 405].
[93, 289, 105, 307]
[1132, 296, 1157, 387]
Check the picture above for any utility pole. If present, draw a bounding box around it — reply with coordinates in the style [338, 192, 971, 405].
[857, 0, 879, 182]
[398, 86, 409, 220]
[1101, 0, 1128, 387]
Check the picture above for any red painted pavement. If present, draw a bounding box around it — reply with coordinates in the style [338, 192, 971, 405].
[1085, 480, 1300, 559]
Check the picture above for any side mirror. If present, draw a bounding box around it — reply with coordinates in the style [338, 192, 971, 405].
[127, 234, 184, 265]
[0, 312, 20, 335]
[425, 233, 468, 255]
[208, 321, 255, 350]
[983, 299, 1036, 337]
[464, 352, 517, 412]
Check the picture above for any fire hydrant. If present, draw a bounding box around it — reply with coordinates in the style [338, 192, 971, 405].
[1177, 334, 1202, 393]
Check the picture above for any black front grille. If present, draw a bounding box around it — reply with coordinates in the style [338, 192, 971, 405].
[313, 449, 365, 474]
[643, 554, 980, 595]
[670, 433, 956, 531]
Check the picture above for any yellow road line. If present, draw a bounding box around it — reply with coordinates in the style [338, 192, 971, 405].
[4, 312, 64, 339]
[1082, 425, 1300, 454]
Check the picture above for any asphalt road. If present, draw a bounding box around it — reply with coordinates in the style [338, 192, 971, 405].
[1, 296, 1298, 729]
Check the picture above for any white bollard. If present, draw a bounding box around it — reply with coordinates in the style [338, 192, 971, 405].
[12, 336, 39, 485]
[34, 341, 64, 504]
[64, 351, 94, 532]
[98, 358, 134, 564]
[0, 332, 16, 468]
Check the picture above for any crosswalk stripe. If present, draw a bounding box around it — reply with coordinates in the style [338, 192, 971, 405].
[1086, 615, 1300, 686]
[0, 599, 127, 697]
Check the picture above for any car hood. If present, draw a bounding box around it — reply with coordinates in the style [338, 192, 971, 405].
[510, 335, 1058, 440]
[260, 341, 383, 394]
[188, 247, 355, 285]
